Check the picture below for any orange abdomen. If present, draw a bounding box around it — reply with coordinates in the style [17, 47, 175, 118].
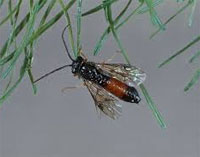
[103, 77, 141, 103]
[104, 77, 128, 99]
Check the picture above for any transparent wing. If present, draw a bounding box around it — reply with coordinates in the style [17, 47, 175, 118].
[84, 80, 122, 120]
[96, 63, 146, 86]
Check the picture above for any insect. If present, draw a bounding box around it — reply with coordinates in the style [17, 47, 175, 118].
[34, 26, 146, 119]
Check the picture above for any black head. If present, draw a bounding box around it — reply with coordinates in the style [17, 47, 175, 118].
[61, 26, 85, 74]
[71, 56, 84, 74]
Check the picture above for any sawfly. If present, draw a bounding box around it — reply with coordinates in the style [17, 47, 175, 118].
[34, 26, 146, 119]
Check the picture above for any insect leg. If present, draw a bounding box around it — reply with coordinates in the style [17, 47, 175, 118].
[94, 88, 102, 118]
[79, 49, 88, 60]
[104, 50, 121, 63]
[61, 83, 85, 93]
[86, 82, 101, 117]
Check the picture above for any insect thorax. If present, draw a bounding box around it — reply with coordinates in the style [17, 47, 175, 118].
[78, 62, 110, 86]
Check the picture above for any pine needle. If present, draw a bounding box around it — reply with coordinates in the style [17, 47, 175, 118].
[189, 50, 200, 63]
[184, 69, 200, 92]
[159, 35, 200, 68]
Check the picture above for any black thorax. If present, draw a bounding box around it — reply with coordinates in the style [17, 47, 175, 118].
[71, 56, 109, 86]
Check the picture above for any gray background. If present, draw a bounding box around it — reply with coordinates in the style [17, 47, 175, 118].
[0, 1, 200, 157]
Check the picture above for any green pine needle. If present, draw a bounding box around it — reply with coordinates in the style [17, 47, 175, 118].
[0, 54, 28, 106]
[189, 50, 200, 63]
[58, 0, 76, 55]
[188, 0, 196, 27]
[0, 51, 15, 66]
[106, 3, 131, 64]
[150, 0, 193, 39]
[137, 0, 163, 14]
[82, 0, 118, 16]
[76, 0, 83, 57]
[0, 0, 75, 105]
[159, 35, 200, 68]
[26, 44, 37, 94]
[143, 0, 165, 30]
[0, 0, 4, 8]
[1, 0, 43, 80]
[93, 0, 137, 56]
[39, 0, 57, 26]
[0, 4, 17, 26]
[184, 69, 200, 92]
[140, 84, 166, 128]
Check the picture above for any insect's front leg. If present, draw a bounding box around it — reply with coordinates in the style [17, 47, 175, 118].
[79, 49, 88, 60]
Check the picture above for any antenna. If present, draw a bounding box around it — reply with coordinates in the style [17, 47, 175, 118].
[34, 64, 72, 83]
[62, 25, 75, 61]
[34, 26, 75, 83]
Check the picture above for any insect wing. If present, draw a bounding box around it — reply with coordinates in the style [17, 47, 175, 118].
[96, 63, 146, 86]
[84, 80, 122, 120]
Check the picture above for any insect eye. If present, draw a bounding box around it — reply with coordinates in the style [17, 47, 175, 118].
[71, 65, 77, 73]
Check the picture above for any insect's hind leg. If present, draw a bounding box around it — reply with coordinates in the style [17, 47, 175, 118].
[61, 83, 85, 93]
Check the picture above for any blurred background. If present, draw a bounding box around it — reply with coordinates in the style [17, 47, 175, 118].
[0, 1, 199, 157]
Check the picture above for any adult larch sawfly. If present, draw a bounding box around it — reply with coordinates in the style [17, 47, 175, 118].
[34, 27, 146, 119]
